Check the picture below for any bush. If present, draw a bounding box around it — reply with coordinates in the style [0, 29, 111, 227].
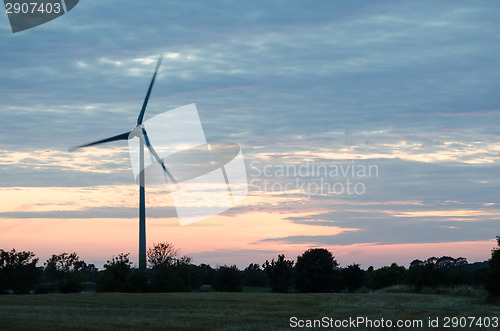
[199, 284, 213, 292]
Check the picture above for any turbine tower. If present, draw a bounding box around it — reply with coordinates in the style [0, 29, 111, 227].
[71, 56, 173, 271]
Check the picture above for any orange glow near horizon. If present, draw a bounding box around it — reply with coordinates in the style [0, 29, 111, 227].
[0, 180, 497, 270]
[0, 211, 495, 269]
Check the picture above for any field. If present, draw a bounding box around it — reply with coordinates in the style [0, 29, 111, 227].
[1, 292, 499, 330]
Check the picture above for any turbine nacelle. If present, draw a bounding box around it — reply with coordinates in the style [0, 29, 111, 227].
[70, 55, 175, 184]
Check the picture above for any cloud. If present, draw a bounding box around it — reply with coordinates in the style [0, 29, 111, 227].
[0, 206, 177, 219]
[1, 1, 500, 265]
[262, 212, 500, 246]
[2, 2, 500, 149]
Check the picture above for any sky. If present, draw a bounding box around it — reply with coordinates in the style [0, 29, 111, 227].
[1, 1, 500, 269]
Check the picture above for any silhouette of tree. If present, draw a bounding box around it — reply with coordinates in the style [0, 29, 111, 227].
[409, 256, 472, 290]
[295, 248, 338, 293]
[0, 249, 40, 294]
[213, 265, 242, 292]
[44, 252, 87, 293]
[147, 242, 192, 292]
[147, 242, 191, 268]
[126, 269, 149, 293]
[486, 235, 500, 297]
[446, 260, 472, 286]
[370, 263, 407, 290]
[80, 263, 99, 283]
[242, 263, 269, 287]
[417, 263, 447, 289]
[408, 259, 425, 285]
[190, 264, 217, 290]
[469, 261, 489, 288]
[263, 254, 294, 293]
[341, 264, 365, 293]
[150, 262, 191, 292]
[96, 253, 133, 292]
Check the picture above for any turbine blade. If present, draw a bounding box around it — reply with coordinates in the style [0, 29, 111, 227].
[69, 131, 131, 151]
[137, 55, 163, 125]
[140, 130, 177, 184]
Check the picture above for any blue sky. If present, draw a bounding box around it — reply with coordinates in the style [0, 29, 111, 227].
[1, 1, 500, 268]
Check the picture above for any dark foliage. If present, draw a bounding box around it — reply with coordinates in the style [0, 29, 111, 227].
[340, 264, 365, 292]
[370, 263, 408, 290]
[96, 253, 134, 292]
[2, 239, 497, 295]
[242, 263, 269, 287]
[150, 263, 191, 292]
[295, 248, 338, 293]
[0, 249, 40, 294]
[408, 256, 475, 290]
[263, 254, 294, 293]
[486, 235, 500, 297]
[147, 242, 191, 268]
[213, 265, 243, 292]
[127, 270, 149, 293]
[190, 264, 217, 290]
[147, 242, 192, 292]
[469, 262, 489, 288]
[44, 252, 89, 293]
[417, 263, 448, 289]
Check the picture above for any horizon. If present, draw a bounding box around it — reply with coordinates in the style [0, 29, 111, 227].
[1, 1, 500, 272]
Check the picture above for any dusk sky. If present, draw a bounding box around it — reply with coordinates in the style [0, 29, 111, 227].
[1, 1, 500, 269]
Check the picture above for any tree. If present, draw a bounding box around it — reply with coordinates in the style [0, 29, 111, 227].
[242, 263, 269, 287]
[213, 265, 242, 292]
[263, 254, 294, 293]
[150, 262, 191, 292]
[408, 259, 425, 286]
[0, 249, 40, 294]
[370, 263, 407, 290]
[442, 257, 472, 286]
[190, 264, 217, 291]
[341, 264, 365, 293]
[469, 261, 489, 288]
[486, 235, 500, 297]
[96, 253, 133, 292]
[409, 256, 472, 290]
[147, 242, 192, 292]
[416, 263, 447, 289]
[295, 248, 338, 293]
[436, 256, 467, 269]
[147, 242, 191, 268]
[44, 252, 87, 293]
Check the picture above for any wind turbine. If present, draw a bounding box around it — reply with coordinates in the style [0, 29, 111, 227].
[71, 56, 174, 271]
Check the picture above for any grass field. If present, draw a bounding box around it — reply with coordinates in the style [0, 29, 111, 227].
[1, 292, 499, 330]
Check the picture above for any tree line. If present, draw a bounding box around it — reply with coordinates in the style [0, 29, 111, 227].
[1, 236, 499, 298]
